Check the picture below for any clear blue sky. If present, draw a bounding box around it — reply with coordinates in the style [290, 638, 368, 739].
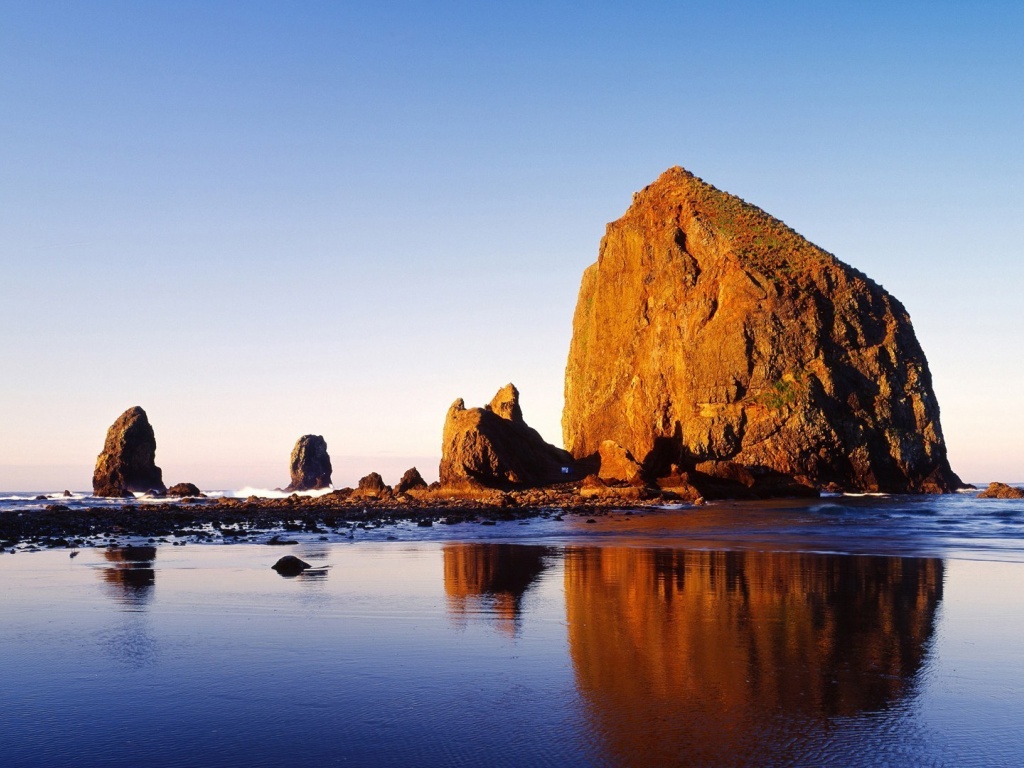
[1, 1, 1021, 490]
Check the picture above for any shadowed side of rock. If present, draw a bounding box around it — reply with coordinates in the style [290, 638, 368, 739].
[284, 435, 332, 492]
[441, 383, 576, 489]
[92, 406, 166, 497]
[563, 166, 963, 495]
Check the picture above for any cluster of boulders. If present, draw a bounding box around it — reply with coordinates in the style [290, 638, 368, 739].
[92, 167, 976, 504]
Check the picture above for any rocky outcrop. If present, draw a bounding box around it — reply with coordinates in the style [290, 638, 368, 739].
[563, 167, 963, 495]
[597, 440, 644, 486]
[978, 482, 1024, 499]
[441, 383, 575, 488]
[166, 482, 202, 498]
[352, 472, 390, 500]
[395, 467, 428, 495]
[93, 407, 166, 497]
[284, 435, 332, 492]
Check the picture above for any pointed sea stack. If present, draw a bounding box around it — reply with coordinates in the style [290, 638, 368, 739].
[395, 467, 428, 495]
[563, 167, 963, 495]
[92, 406, 166, 497]
[284, 435, 332, 492]
[441, 383, 574, 488]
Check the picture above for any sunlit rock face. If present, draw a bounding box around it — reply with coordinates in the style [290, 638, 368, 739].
[563, 167, 962, 494]
[92, 407, 166, 497]
[564, 547, 942, 765]
[440, 384, 574, 488]
[443, 543, 553, 637]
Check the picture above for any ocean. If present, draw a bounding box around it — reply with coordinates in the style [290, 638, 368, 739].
[1, 491, 1023, 766]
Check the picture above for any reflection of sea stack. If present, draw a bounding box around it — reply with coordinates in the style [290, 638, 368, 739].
[563, 167, 963, 494]
[565, 548, 942, 765]
[284, 435, 332, 492]
[92, 407, 166, 497]
[443, 544, 552, 636]
[440, 383, 574, 488]
[101, 546, 157, 604]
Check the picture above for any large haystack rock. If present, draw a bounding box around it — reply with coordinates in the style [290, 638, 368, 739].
[93, 406, 166, 497]
[284, 435, 332, 492]
[563, 167, 962, 494]
[441, 384, 574, 488]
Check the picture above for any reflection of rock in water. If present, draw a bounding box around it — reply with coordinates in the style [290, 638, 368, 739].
[443, 544, 553, 636]
[101, 546, 156, 606]
[565, 548, 943, 766]
[98, 546, 159, 666]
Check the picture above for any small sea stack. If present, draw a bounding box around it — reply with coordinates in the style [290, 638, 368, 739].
[395, 467, 428, 495]
[284, 435, 332, 492]
[440, 383, 575, 488]
[92, 406, 166, 497]
[352, 472, 391, 500]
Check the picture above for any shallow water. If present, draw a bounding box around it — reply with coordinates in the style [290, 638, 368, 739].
[2, 527, 1024, 766]
[6, 489, 1024, 563]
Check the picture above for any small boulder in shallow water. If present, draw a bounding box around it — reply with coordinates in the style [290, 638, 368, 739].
[272, 555, 311, 576]
[978, 482, 1024, 499]
[166, 482, 203, 498]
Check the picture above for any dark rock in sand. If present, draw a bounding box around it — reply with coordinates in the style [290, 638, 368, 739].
[441, 383, 575, 488]
[166, 483, 203, 498]
[395, 467, 428, 495]
[563, 167, 963, 495]
[92, 406, 166, 497]
[284, 435, 333, 492]
[977, 482, 1024, 499]
[272, 555, 311, 577]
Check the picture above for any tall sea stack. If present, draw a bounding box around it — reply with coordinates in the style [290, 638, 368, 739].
[284, 435, 333, 492]
[93, 406, 166, 497]
[563, 167, 962, 494]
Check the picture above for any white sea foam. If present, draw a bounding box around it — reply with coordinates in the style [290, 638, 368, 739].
[224, 486, 336, 500]
[0, 491, 88, 502]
